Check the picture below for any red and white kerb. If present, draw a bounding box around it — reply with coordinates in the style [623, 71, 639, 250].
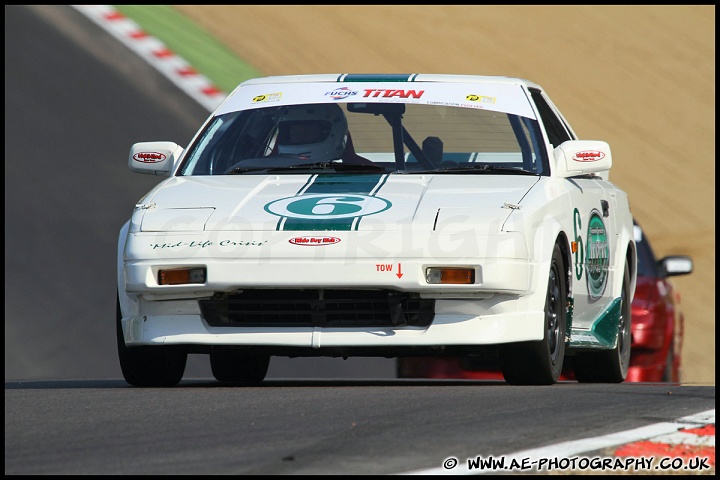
[72, 5, 226, 112]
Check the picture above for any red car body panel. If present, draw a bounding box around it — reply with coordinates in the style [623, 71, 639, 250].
[626, 276, 684, 382]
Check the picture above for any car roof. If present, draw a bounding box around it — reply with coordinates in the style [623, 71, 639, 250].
[238, 73, 543, 91]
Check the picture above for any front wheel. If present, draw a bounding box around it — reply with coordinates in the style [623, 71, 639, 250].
[210, 350, 270, 384]
[500, 243, 567, 385]
[116, 295, 187, 387]
[574, 260, 632, 383]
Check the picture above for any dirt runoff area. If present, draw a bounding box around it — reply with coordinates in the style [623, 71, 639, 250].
[176, 5, 714, 385]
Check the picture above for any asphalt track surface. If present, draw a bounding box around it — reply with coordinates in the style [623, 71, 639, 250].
[4, 4, 396, 383]
[4, 5, 715, 475]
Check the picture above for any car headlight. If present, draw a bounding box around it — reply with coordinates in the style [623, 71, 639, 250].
[425, 267, 476, 284]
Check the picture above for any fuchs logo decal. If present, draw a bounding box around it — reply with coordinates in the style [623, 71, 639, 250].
[289, 236, 341, 246]
[573, 150, 605, 162]
[265, 194, 391, 220]
[586, 210, 609, 299]
[325, 87, 357, 100]
[133, 152, 166, 163]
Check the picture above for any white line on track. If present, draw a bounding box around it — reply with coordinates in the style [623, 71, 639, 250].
[402, 409, 715, 475]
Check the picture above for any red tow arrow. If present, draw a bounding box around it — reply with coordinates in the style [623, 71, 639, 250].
[396, 263, 403, 279]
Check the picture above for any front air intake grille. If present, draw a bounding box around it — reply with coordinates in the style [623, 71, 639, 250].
[199, 289, 435, 328]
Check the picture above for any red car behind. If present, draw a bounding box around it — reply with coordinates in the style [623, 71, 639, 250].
[396, 220, 693, 383]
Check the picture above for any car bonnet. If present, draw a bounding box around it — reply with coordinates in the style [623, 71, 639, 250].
[135, 174, 540, 234]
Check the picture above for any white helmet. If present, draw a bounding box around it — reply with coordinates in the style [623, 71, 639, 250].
[275, 104, 348, 161]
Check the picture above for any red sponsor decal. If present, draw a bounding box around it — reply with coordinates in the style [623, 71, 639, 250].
[133, 152, 167, 163]
[289, 236, 341, 246]
[573, 150, 605, 162]
[362, 89, 425, 99]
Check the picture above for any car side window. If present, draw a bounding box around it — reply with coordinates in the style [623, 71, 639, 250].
[530, 89, 572, 148]
[634, 223, 659, 278]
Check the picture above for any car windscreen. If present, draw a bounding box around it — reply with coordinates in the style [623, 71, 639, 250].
[178, 102, 548, 176]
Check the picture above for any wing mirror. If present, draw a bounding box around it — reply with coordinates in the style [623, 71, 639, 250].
[552, 140, 612, 178]
[128, 141, 183, 176]
[659, 255, 694, 277]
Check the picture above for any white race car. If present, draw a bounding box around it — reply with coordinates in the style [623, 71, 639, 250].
[118, 74, 637, 386]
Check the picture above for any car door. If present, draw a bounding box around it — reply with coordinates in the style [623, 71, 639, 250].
[531, 88, 619, 329]
[568, 177, 620, 329]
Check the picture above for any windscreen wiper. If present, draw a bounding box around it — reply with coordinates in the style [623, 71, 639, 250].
[227, 161, 386, 174]
[407, 164, 537, 175]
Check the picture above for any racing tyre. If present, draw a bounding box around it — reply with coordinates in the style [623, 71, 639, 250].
[210, 350, 270, 384]
[116, 295, 187, 387]
[500, 243, 567, 385]
[574, 259, 632, 383]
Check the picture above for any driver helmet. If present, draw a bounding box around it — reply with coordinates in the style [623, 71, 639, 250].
[275, 104, 348, 161]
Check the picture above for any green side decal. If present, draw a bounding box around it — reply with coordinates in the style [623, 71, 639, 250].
[568, 297, 622, 349]
[586, 210, 609, 299]
[573, 207, 584, 281]
[592, 297, 622, 346]
[573, 207, 610, 299]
